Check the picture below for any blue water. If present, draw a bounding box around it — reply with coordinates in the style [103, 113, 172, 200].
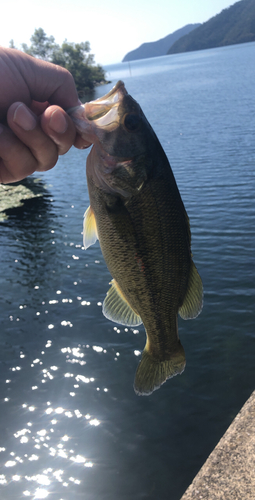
[0, 42, 255, 500]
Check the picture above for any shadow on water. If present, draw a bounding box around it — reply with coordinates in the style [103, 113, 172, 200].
[0, 186, 66, 364]
[0, 185, 58, 289]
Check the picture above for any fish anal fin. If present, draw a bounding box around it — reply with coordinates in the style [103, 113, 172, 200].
[102, 279, 142, 327]
[83, 206, 98, 249]
[134, 340, 186, 396]
[179, 261, 203, 320]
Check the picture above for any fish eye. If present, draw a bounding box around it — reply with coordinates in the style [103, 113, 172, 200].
[124, 113, 141, 132]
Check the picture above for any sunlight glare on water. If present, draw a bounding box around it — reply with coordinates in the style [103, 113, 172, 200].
[0, 333, 116, 498]
[0, 42, 254, 500]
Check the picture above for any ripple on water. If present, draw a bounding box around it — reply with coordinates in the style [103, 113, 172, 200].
[0, 320, 143, 499]
[0, 43, 255, 500]
[0, 341, 109, 497]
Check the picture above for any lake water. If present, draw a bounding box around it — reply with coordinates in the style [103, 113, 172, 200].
[0, 42, 255, 500]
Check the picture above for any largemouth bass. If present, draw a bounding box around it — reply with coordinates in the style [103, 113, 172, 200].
[69, 81, 203, 396]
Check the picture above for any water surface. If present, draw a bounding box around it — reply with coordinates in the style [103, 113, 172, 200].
[0, 42, 255, 500]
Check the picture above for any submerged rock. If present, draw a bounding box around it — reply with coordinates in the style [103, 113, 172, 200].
[0, 177, 47, 220]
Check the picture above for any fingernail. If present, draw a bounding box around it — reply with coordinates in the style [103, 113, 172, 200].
[81, 141, 92, 149]
[13, 104, 37, 131]
[49, 110, 68, 134]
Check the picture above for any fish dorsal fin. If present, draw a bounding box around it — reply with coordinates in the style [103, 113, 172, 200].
[83, 206, 98, 249]
[103, 279, 142, 327]
[179, 261, 203, 320]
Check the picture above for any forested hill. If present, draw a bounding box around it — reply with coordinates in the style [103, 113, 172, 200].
[168, 0, 255, 55]
[122, 24, 200, 62]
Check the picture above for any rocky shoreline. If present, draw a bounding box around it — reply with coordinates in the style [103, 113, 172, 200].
[0, 176, 46, 220]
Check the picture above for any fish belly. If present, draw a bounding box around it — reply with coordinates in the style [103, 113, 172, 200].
[88, 170, 191, 351]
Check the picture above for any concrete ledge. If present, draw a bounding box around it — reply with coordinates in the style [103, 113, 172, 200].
[180, 390, 255, 500]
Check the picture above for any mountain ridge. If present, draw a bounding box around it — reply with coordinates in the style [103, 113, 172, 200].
[122, 0, 255, 63]
[168, 0, 255, 54]
[122, 24, 200, 62]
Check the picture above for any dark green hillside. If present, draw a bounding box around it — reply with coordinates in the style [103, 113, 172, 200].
[168, 0, 255, 54]
[122, 24, 200, 62]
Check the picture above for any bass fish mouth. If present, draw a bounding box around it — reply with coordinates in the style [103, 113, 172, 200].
[85, 80, 127, 126]
[68, 80, 127, 134]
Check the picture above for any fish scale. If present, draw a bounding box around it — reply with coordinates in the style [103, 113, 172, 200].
[69, 80, 203, 395]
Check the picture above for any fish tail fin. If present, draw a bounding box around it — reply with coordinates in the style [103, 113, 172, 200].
[134, 342, 186, 396]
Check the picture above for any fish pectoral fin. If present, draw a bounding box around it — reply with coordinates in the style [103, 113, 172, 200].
[134, 340, 186, 396]
[179, 261, 203, 320]
[102, 279, 142, 327]
[83, 206, 98, 249]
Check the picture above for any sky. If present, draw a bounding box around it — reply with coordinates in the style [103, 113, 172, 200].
[1, 0, 235, 66]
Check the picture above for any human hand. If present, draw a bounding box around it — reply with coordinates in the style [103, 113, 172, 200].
[0, 47, 91, 184]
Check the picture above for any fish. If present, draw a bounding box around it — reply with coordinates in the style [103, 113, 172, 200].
[68, 81, 203, 396]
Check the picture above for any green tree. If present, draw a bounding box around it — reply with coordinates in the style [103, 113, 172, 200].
[22, 28, 56, 60]
[51, 40, 105, 94]
[21, 28, 106, 94]
[9, 39, 16, 49]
